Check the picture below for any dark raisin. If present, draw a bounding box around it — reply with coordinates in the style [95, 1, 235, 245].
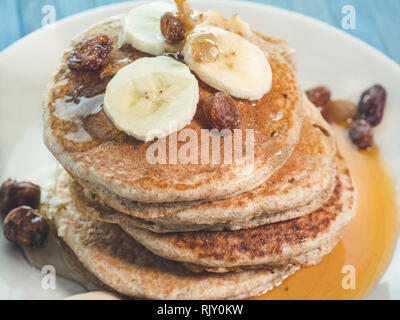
[161, 12, 185, 44]
[68, 35, 113, 72]
[357, 84, 387, 126]
[349, 120, 374, 150]
[3, 206, 49, 247]
[202, 92, 241, 133]
[0, 179, 41, 217]
[306, 86, 331, 107]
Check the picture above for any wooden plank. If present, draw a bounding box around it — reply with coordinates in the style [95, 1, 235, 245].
[0, 0, 22, 50]
[325, 0, 388, 55]
[247, 0, 292, 10]
[16, 0, 59, 36]
[94, 0, 132, 6]
[57, 0, 96, 17]
[290, 0, 335, 25]
[367, 0, 400, 63]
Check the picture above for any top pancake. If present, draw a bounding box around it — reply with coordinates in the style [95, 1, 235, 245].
[43, 16, 303, 203]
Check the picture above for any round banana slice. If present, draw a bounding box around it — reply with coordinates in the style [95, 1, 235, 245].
[118, 1, 179, 55]
[183, 24, 272, 101]
[104, 56, 199, 142]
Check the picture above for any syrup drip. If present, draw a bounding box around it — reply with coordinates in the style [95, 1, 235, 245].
[175, 0, 197, 35]
[252, 126, 399, 300]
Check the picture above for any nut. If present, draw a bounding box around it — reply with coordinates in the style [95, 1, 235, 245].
[0, 179, 41, 217]
[306, 86, 331, 107]
[3, 206, 49, 247]
[161, 12, 185, 44]
[322, 99, 357, 124]
[357, 84, 387, 126]
[202, 92, 241, 133]
[68, 35, 113, 72]
[349, 120, 374, 150]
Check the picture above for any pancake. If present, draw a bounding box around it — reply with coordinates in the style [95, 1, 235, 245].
[43, 16, 303, 204]
[72, 177, 335, 233]
[46, 173, 299, 300]
[120, 154, 356, 272]
[184, 229, 343, 273]
[70, 98, 336, 232]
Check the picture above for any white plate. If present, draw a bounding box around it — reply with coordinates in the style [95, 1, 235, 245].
[0, 0, 399, 300]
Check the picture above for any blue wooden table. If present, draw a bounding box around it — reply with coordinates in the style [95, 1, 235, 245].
[1, 0, 399, 63]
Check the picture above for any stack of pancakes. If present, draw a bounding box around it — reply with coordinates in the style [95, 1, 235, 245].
[42, 16, 357, 299]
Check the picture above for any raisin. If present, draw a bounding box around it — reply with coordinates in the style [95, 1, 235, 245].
[306, 86, 331, 107]
[0, 179, 41, 217]
[68, 35, 113, 72]
[202, 92, 241, 133]
[161, 12, 185, 44]
[357, 84, 387, 126]
[322, 99, 357, 124]
[349, 120, 373, 150]
[3, 206, 49, 248]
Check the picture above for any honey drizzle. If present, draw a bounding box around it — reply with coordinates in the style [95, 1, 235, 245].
[175, 0, 197, 36]
[251, 126, 399, 300]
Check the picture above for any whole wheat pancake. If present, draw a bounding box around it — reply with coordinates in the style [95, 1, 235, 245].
[46, 174, 299, 300]
[70, 98, 336, 232]
[43, 16, 303, 203]
[72, 177, 335, 233]
[120, 154, 356, 271]
[184, 229, 343, 273]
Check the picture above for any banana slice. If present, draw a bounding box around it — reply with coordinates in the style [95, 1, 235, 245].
[104, 56, 199, 141]
[183, 24, 272, 101]
[118, 2, 179, 55]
